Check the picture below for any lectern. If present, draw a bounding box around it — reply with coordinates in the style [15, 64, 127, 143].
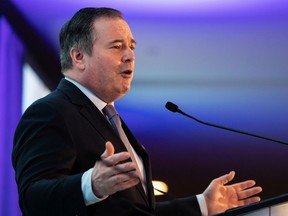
[215, 193, 288, 216]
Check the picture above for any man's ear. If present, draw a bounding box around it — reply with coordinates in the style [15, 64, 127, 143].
[70, 48, 85, 70]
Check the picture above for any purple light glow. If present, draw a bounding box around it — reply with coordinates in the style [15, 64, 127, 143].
[12, 0, 288, 15]
[0, 17, 23, 216]
[11, 0, 288, 20]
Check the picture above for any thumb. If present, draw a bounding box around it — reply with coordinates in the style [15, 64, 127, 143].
[217, 171, 235, 185]
[101, 141, 115, 159]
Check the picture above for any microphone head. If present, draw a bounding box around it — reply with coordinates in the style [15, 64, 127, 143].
[165, 101, 179, 113]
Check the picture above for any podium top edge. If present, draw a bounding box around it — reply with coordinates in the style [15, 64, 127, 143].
[214, 193, 288, 216]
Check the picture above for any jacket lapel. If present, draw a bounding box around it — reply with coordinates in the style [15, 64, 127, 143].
[57, 79, 127, 153]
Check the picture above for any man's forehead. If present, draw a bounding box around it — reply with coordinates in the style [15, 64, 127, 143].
[93, 17, 130, 32]
[93, 18, 135, 42]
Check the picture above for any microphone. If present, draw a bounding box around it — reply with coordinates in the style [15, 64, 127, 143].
[165, 101, 288, 146]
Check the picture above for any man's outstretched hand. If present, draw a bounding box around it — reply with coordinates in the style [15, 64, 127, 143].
[92, 141, 140, 198]
[203, 171, 262, 216]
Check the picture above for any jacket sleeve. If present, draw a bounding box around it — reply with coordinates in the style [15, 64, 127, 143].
[155, 196, 202, 216]
[12, 101, 87, 216]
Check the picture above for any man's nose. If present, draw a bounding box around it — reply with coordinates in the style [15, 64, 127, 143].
[122, 48, 135, 63]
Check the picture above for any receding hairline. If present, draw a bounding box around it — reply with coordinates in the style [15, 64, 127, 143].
[90, 16, 133, 42]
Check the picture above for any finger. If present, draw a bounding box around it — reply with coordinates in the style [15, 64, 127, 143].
[231, 180, 256, 191]
[109, 172, 140, 189]
[111, 170, 140, 184]
[237, 196, 261, 207]
[101, 170, 140, 195]
[214, 171, 235, 185]
[103, 151, 131, 166]
[110, 162, 138, 176]
[237, 186, 263, 200]
[101, 141, 115, 159]
[115, 178, 140, 192]
[93, 173, 140, 197]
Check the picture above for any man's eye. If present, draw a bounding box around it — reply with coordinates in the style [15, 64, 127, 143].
[112, 45, 121, 49]
[130, 45, 135, 50]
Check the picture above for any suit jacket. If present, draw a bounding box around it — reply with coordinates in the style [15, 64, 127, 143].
[12, 79, 201, 216]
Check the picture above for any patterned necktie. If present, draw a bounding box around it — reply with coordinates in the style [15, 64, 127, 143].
[102, 105, 146, 191]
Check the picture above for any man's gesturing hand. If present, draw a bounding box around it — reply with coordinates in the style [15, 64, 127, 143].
[203, 171, 262, 216]
[92, 141, 140, 198]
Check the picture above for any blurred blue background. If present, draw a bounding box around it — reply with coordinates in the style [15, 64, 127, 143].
[1, 0, 288, 214]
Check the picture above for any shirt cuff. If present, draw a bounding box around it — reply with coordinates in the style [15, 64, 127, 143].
[81, 168, 108, 206]
[196, 194, 208, 216]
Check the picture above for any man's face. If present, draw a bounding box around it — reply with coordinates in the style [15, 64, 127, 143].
[82, 17, 136, 103]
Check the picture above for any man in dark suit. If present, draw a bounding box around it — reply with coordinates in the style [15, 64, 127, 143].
[12, 7, 262, 216]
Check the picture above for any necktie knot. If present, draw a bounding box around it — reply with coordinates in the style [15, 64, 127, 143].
[102, 105, 122, 136]
[103, 105, 118, 120]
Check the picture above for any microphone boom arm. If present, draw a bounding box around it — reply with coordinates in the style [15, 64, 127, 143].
[166, 101, 288, 146]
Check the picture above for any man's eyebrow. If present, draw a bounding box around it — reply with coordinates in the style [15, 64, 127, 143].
[108, 39, 136, 45]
